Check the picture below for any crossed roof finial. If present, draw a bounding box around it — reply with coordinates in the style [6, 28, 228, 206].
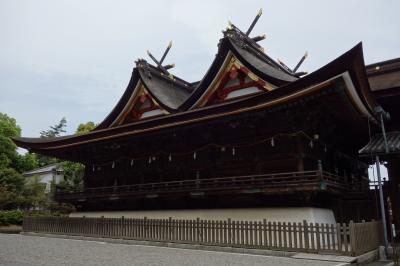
[278, 51, 309, 77]
[147, 41, 175, 78]
[246, 8, 263, 36]
[227, 9, 267, 47]
[227, 9, 308, 77]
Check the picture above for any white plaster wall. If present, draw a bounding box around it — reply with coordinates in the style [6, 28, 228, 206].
[26, 172, 63, 193]
[26, 172, 53, 192]
[54, 173, 64, 184]
[37, 172, 53, 185]
[71, 207, 336, 224]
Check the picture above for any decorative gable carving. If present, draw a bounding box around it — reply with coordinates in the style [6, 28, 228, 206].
[194, 55, 276, 108]
[112, 82, 167, 126]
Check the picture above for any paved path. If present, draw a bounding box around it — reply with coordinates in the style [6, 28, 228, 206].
[0, 234, 345, 266]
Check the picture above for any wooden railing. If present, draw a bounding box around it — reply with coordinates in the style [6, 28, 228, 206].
[22, 216, 382, 256]
[55, 170, 369, 200]
[322, 171, 370, 191]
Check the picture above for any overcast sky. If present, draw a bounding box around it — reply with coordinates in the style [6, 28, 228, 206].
[0, 0, 399, 138]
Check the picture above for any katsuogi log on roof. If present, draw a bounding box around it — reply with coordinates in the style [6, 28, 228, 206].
[13, 42, 382, 162]
[12, 8, 385, 163]
[94, 9, 303, 127]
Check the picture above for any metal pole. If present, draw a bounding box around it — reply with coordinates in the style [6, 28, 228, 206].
[380, 113, 389, 153]
[376, 155, 389, 259]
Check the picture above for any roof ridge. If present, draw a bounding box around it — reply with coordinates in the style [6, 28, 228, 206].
[23, 163, 61, 175]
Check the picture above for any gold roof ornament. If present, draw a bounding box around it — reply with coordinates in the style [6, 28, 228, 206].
[227, 20, 233, 30]
[147, 40, 176, 79]
[224, 8, 267, 52]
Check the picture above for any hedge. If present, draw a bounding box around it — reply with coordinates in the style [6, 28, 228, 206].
[0, 210, 24, 225]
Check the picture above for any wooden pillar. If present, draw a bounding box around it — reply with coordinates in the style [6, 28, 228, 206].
[295, 136, 305, 172]
[317, 160, 323, 176]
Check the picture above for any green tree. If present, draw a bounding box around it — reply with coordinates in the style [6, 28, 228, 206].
[0, 113, 21, 169]
[58, 161, 84, 191]
[0, 168, 24, 192]
[56, 121, 96, 192]
[76, 121, 96, 134]
[13, 152, 38, 173]
[0, 187, 15, 210]
[0, 113, 34, 209]
[40, 117, 67, 138]
[22, 175, 47, 210]
[37, 117, 67, 166]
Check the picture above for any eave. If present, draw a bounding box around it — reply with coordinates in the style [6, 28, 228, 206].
[13, 43, 380, 157]
[95, 35, 299, 127]
[95, 65, 192, 130]
[179, 37, 298, 110]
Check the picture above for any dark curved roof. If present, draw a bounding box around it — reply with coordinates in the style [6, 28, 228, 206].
[229, 40, 297, 82]
[95, 62, 193, 130]
[13, 42, 382, 157]
[178, 34, 298, 110]
[94, 30, 300, 128]
[94, 69, 140, 130]
[137, 63, 192, 111]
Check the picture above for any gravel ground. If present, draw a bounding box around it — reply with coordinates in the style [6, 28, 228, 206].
[0, 234, 343, 266]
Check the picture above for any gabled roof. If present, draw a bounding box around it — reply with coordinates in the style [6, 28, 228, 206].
[137, 61, 192, 110]
[95, 29, 299, 130]
[95, 63, 193, 130]
[179, 35, 298, 110]
[13, 43, 382, 159]
[23, 163, 62, 176]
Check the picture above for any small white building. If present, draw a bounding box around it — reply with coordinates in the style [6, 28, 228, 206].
[23, 163, 64, 193]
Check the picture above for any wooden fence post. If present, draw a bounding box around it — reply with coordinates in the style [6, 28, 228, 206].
[231, 220, 236, 245]
[349, 220, 356, 256]
[315, 223, 321, 251]
[303, 220, 309, 251]
[121, 216, 125, 238]
[19, 216, 385, 257]
[195, 218, 199, 243]
[168, 217, 172, 240]
[100, 216, 104, 237]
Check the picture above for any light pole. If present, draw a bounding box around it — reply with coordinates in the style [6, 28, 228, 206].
[374, 106, 391, 259]
[375, 154, 389, 258]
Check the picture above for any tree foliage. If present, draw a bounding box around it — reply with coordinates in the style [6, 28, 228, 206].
[13, 152, 38, 173]
[0, 113, 21, 169]
[0, 113, 40, 209]
[57, 161, 84, 191]
[40, 117, 67, 138]
[0, 187, 17, 210]
[37, 117, 67, 166]
[76, 121, 96, 134]
[0, 209, 24, 225]
[0, 113, 96, 210]
[0, 168, 25, 193]
[0, 113, 46, 210]
[22, 175, 47, 210]
[56, 122, 96, 192]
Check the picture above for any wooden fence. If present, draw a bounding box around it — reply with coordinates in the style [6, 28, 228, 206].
[22, 217, 382, 256]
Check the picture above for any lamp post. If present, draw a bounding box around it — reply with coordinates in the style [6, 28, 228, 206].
[374, 106, 391, 259]
[375, 155, 389, 258]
